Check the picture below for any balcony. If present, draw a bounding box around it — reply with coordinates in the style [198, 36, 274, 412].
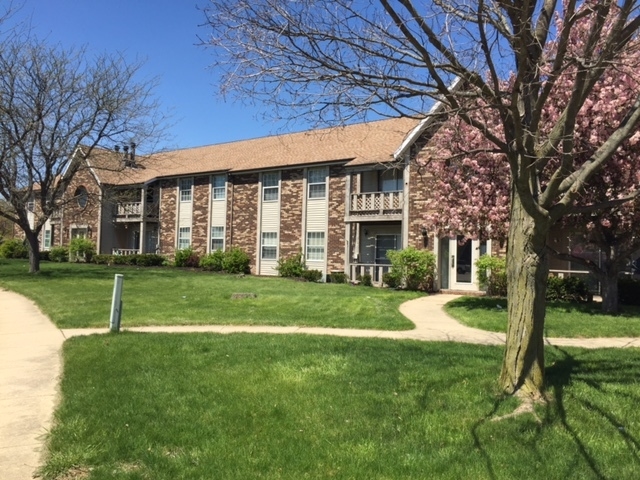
[112, 248, 140, 256]
[347, 191, 404, 221]
[113, 201, 159, 222]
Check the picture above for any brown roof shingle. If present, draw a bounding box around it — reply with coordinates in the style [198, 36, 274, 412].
[89, 117, 421, 186]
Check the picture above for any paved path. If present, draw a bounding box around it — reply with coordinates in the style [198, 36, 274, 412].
[2, 289, 640, 479]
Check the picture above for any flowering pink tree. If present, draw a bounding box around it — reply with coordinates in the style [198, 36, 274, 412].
[422, 11, 640, 314]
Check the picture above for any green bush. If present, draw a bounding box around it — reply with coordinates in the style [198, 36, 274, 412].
[382, 272, 399, 288]
[618, 277, 640, 306]
[475, 255, 507, 297]
[359, 273, 373, 287]
[174, 248, 200, 268]
[546, 276, 590, 303]
[49, 245, 69, 262]
[93, 254, 112, 265]
[200, 250, 225, 271]
[39, 250, 50, 261]
[135, 253, 165, 267]
[386, 247, 436, 291]
[222, 247, 251, 274]
[301, 269, 323, 283]
[277, 252, 306, 278]
[94, 253, 166, 267]
[330, 271, 348, 284]
[69, 237, 95, 262]
[0, 238, 28, 259]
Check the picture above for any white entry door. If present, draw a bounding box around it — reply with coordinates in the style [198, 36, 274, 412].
[440, 236, 488, 291]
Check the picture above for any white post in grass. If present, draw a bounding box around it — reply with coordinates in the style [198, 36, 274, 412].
[110, 274, 124, 332]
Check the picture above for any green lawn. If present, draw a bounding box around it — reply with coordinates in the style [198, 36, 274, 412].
[445, 296, 640, 338]
[40, 333, 640, 479]
[0, 259, 419, 329]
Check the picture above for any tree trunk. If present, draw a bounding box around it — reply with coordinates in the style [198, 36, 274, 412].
[500, 192, 550, 399]
[599, 270, 619, 314]
[24, 230, 41, 274]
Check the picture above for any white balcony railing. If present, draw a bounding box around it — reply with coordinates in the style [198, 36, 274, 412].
[349, 191, 403, 215]
[114, 201, 159, 219]
[349, 263, 391, 286]
[112, 248, 140, 256]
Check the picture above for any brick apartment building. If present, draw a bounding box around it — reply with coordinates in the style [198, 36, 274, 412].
[32, 115, 503, 292]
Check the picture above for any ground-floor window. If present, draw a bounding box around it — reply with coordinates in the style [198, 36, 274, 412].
[211, 226, 224, 251]
[261, 232, 278, 259]
[178, 227, 191, 250]
[43, 229, 52, 249]
[306, 231, 325, 261]
[71, 227, 88, 239]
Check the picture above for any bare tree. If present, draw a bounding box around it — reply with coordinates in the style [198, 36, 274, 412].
[203, 0, 640, 400]
[0, 36, 165, 273]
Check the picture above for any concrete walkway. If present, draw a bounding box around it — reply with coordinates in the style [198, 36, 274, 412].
[2, 290, 640, 479]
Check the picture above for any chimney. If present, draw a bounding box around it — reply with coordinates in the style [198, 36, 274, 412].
[129, 142, 136, 167]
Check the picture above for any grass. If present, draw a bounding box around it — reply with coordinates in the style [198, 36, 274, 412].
[40, 333, 640, 479]
[445, 296, 640, 338]
[0, 259, 419, 329]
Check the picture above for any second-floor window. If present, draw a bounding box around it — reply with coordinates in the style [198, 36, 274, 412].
[212, 175, 226, 200]
[379, 168, 403, 192]
[179, 178, 193, 202]
[262, 173, 279, 202]
[308, 168, 327, 199]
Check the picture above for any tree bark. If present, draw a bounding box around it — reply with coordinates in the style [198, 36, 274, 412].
[599, 270, 620, 314]
[500, 191, 550, 399]
[24, 230, 41, 274]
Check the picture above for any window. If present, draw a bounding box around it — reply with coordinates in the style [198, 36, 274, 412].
[306, 232, 325, 261]
[261, 232, 278, 259]
[178, 227, 191, 250]
[379, 169, 403, 192]
[211, 226, 224, 251]
[179, 178, 193, 202]
[308, 168, 327, 199]
[262, 173, 279, 202]
[27, 198, 35, 212]
[71, 227, 87, 239]
[75, 186, 88, 208]
[43, 229, 52, 249]
[212, 175, 226, 200]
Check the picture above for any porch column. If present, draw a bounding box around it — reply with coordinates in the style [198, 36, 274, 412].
[401, 153, 410, 249]
[139, 186, 147, 254]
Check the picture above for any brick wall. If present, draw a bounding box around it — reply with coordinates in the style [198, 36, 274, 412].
[279, 169, 304, 258]
[159, 179, 177, 254]
[60, 166, 102, 245]
[408, 135, 436, 252]
[327, 165, 346, 271]
[229, 173, 259, 272]
[191, 175, 210, 255]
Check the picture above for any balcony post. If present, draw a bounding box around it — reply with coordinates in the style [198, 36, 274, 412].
[140, 187, 147, 253]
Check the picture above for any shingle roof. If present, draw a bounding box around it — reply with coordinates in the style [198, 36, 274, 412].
[88, 117, 421, 186]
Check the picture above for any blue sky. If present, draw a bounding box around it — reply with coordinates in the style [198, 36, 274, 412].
[10, 0, 306, 149]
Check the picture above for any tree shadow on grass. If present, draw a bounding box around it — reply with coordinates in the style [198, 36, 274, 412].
[471, 347, 640, 480]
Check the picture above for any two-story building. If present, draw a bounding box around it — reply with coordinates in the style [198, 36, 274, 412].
[38, 116, 496, 292]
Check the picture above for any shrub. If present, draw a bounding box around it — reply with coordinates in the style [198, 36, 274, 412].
[386, 247, 436, 291]
[200, 250, 225, 271]
[618, 277, 640, 306]
[301, 269, 323, 283]
[382, 272, 399, 288]
[475, 255, 507, 297]
[69, 237, 95, 262]
[546, 275, 590, 303]
[330, 271, 348, 284]
[93, 254, 112, 265]
[49, 245, 69, 262]
[277, 252, 306, 278]
[0, 238, 28, 259]
[39, 250, 50, 261]
[359, 273, 373, 287]
[222, 247, 251, 274]
[174, 248, 200, 268]
[135, 253, 165, 267]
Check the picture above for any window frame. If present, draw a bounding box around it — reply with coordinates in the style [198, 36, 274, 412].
[179, 178, 193, 202]
[262, 172, 279, 202]
[212, 175, 226, 200]
[261, 232, 278, 260]
[306, 231, 325, 261]
[178, 226, 191, 250]
[308, 168, 327, 199]
[75, 186, 88, 209]
[210, 226, 224, 251]
[43, 229, 52, 249]
[379, 168, 403, 192]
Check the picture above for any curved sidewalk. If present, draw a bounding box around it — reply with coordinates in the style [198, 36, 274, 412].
[2, 290, 640, 479]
